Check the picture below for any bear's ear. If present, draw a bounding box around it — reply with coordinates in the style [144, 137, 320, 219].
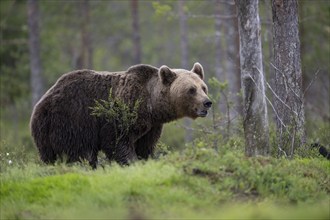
[159, 65, 177, 86]
[191, 62, 204, 80]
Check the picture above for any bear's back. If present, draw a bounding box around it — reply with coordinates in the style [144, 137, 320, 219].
[33, 65, 158, 115]
[33, 70, 114, 117]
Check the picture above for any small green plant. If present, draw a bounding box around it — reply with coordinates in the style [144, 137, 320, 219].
[153, 141, 172, 159]
[190, 77, 242, 152]
[90, 89, 141, 145]
[0, 139, 39, 172]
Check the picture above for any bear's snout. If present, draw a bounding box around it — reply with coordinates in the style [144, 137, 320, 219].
[203, 100, 212, 109]
[195, 98, 212, 118]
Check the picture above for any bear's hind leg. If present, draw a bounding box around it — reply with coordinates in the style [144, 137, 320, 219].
[88, 150, 98, 169]
[39, 148, 57, 164]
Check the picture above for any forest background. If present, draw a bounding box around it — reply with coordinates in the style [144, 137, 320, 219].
[1, 0, 329, 151]
[0, 0, 329, 219]
[1, 0, 329, 150]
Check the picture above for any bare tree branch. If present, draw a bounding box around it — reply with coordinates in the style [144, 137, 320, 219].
[188, 13, 237, 19]
[246, 71, 292, 139]
[303, 69, 320, 96]
[256, 66, 298, 116]
[270, 62, 303, 104]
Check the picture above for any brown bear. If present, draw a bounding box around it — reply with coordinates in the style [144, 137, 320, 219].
[30, 63, 212, 168]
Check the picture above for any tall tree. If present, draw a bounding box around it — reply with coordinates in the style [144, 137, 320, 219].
[179, 0, 188, 70]
[27, 0, 44, 107]
[214, 0, 225, 82]
[236, 0, 270, 156]
[131, 0, 141, 64]
[271, 0, 305, 156]
[224, 1, 241, 115]
[214, 0, 227, 120]
[76, 0, 93, 69]
[178, 0, 192, 142]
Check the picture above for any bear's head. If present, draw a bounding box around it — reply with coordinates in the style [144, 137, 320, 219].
[159, 62, 212, 119]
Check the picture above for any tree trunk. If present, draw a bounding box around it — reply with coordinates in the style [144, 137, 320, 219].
[236, 0, 270, 156]
[264, 0, 274, 76]
[179, 0, 188, 70]
[214, 0, 225, 82]
[178, 0, 192, 143]
[224, 1, 241, 116]
[76, 0, 93, 69]
[214, 0, 227, 119]
[271, 0, 305, 157]
[131, 0, 141, 64]
[28, 0, 44, 107]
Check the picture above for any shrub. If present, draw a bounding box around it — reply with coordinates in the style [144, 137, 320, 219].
[90, 89, 141, 145]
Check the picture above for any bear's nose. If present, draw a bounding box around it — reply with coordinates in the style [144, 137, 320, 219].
[203, 100, 212, 108]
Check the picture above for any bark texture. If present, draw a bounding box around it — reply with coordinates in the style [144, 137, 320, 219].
[75, 0, 93, 69]
[179, 0, 192, 142]
[28, 0, 44, 107]
[272, 0, 305, 156]
[224, 1, 241, 114]
[179, 0, 188, 70]
[214, 0, 225, 81]
[236, 0, 270, 156]
[131, 0, 141, 64]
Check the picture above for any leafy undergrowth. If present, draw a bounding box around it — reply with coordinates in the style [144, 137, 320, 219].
[0, 144, 329, 219]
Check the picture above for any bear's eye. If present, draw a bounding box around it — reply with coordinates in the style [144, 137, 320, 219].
[188, 87, 196, 95]
[202, 86, 207, 93]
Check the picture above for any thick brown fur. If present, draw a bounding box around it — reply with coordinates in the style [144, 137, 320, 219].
[30, 63, 211, 168]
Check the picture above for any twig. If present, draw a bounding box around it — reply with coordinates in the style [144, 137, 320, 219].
[213, 113, 240, 128]
[303, 69, 320, 96]
[219, 90, 231, 139]
[247, 69, 292, 138]
[263, 65, 300, 114]
[270, 62, 303, 103]
[265, 81, 298, 116]
[255, 66, 298, 116]
[188, 13, 237, 19]
[179, 123, 212, 135]
[217, 0, 236, 5]
[278, 146, 288, 158]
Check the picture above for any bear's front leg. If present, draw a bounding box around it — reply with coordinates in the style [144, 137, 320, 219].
[100, 124, 137, 165]
[112, 138, 138, 165]
[135, 125, 163, 159]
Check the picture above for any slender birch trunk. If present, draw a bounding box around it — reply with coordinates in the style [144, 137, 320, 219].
[28, 0, 44, 107]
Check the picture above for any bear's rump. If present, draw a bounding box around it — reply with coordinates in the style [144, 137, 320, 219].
[47, 102, 100, 160]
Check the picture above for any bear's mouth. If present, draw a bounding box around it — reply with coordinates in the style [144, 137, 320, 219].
[197, 109, 208, 117]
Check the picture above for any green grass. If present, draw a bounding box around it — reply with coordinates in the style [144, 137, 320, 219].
[1, 144, 329, 220]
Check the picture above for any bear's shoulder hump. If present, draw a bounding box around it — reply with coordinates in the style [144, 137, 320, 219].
[127, 64, 158, 79]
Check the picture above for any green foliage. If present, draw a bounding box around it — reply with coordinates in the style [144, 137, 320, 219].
[1, 1, 329, 218]
[152, 2, 173, 19]
[190, 77, 242, 151]
[307, 121, 330, 146]
[153, 141, 172, 159]
[0, 1, 30, 106]
[208, 76, 228, 103]
[90, 89, 141, 144]
[160, 121, 185, 149]
[268, 122, 330, 159]
[0, 140, 37, 172]
[0, 142, 329, 219]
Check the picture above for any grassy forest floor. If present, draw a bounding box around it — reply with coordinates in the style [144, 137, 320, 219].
[1, 136, 329, 220]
